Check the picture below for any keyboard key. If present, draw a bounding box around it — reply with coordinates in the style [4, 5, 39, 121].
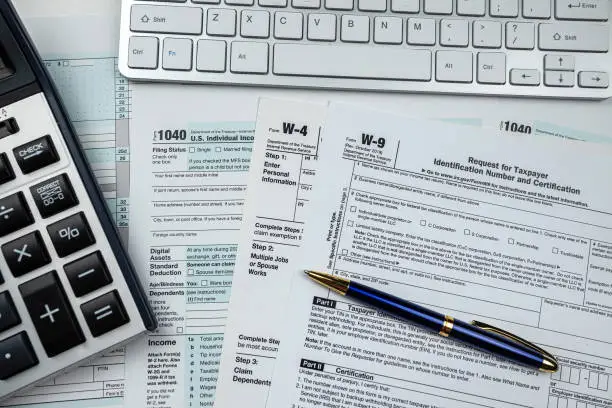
[196, 40, 227, 72]
[81, 290, 130, 337]
[241, 10, 270, 38]
[0, 192, 34, 238]
[489, 0, 518, 17]
[390, 0, 419, 13]
[162, 38, 193, 70]
[440, 19, 469, 47]
[325, 0, 353, 10]
[0, 332, 38, 380]
[30, 174, 79, 219]
[47, 212, 96, 257]
[544, 54, 575, 71]
[436, 50, 473, 82]
[510, 69, 540, 85]
[555, 0, 608, 21]
[457, 0, 485, 16]
[128, 36, 159, 69]
[341, 15, 369, 42]
[539, 23, 609, 52]
[13, 135, 59, 175]
[578, 71, 609, 88]
[545, 70, 575, 87]
[359, 0, 386, 11]
[259, 0, 288, 7]
[227, 0, 254, 6]
[506, 22, 535, 49]
[274, 12, 303, 39]
[0, 291, 20, 333]
[230, 42, 269, 73]
[2, 232, 50, 277]
[194, 0, 220, 4]
[374, 17, 402, 44]
[293, 0, 321, 8]
[207, 8, 237, 36]
[473, 20, 501, 48]
[424, 0, 452, 14]
[407, 18, 436, 45]
[523, 0, 550, 18]
[0, 153, 15, 185]
[19, 271, 85, 357]
[64, 251, 113, 297]
[477, 52, 506, 84]
[308, 14, 336, 41]
[130, 4, 203, 34]
[273, 43, 432, 80]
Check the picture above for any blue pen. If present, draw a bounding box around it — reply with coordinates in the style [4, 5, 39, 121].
[305, 270, 558, 372]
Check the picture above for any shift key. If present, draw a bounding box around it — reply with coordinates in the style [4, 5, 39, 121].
[539, 22, 609, 52]
[130, 4, 202, 35]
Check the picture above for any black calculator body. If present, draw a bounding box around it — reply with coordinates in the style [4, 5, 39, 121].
[0, 1, 155, 401]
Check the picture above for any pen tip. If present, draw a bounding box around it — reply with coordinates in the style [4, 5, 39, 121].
[303, 270, 313, 276]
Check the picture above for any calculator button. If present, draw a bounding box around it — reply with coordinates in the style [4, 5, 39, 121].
[19, 271, 85, 357]
[30, 174, 79, 218]
[0, 270, 3, 285]
[13, 135, 59, 174]
[0, 291, 20, 333]
[0, 192, 34, 238]
[64, 252, 112, 297]
[0, 332, 38, 380]
[81, 290, 129, 337]
[0, 153, 15, 185]
[2, 231, 51, 277]
[47, 212, 96, 257]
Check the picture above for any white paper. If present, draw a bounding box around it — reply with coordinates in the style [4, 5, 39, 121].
[261, 100, 612, 408]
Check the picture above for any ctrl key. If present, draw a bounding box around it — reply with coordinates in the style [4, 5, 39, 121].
[0, 332, 38, 380]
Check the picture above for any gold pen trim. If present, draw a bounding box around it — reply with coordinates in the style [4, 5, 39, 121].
[439, 315, 454, 337]
[304, 270, 350, 295]
[471, 320, 559, 373]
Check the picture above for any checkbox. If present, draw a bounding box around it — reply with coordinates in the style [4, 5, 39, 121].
[201, 280, 208, 286]
[464, 229, 470, 235]
[350, 206, 357, 212]
[341, 249, 348, 255]
[177, 327, 183, 334]
[189, 147, 196, 153]
[508, 238, 514, 245]
[187, 269, 194, 276]
[215, 146, 222, 152]
[552, 247, 559, 254]
[347, 220, 354, 227]
[420, 220, 426, 226]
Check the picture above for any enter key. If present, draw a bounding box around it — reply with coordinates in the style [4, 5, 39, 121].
[555, 0, 608, 21]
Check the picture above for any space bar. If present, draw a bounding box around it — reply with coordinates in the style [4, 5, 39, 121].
[273, 43, 432, 81]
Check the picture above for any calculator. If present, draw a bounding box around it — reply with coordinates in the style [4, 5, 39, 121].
[0, 1, 156, 401]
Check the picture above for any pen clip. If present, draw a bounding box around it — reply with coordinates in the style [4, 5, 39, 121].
[471, 320, 558, 372]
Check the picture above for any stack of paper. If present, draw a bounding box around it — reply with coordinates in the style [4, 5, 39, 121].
[211, 99, 612, 408]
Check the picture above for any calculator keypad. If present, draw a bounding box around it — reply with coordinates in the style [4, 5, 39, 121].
[47, 212, 96, 257]
[81, 290, 129, 337]
[0, 192, 34, 238]
[30, 174, 78, 218]
[0, 153, 15, 185]
[0, 93, 147, 398]
[13, 135, 59, 174]
[0, 332, 38, 380]
[2, 231, 51, 277]
[64, 252, 112, 297]
[0, 291, 20, 333]
[19, 271, 85, 357]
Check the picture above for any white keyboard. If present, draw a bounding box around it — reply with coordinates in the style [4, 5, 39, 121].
[119, 0, 612, 99]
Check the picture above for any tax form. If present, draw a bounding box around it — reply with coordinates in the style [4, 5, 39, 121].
[265, 101, 612, 408]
